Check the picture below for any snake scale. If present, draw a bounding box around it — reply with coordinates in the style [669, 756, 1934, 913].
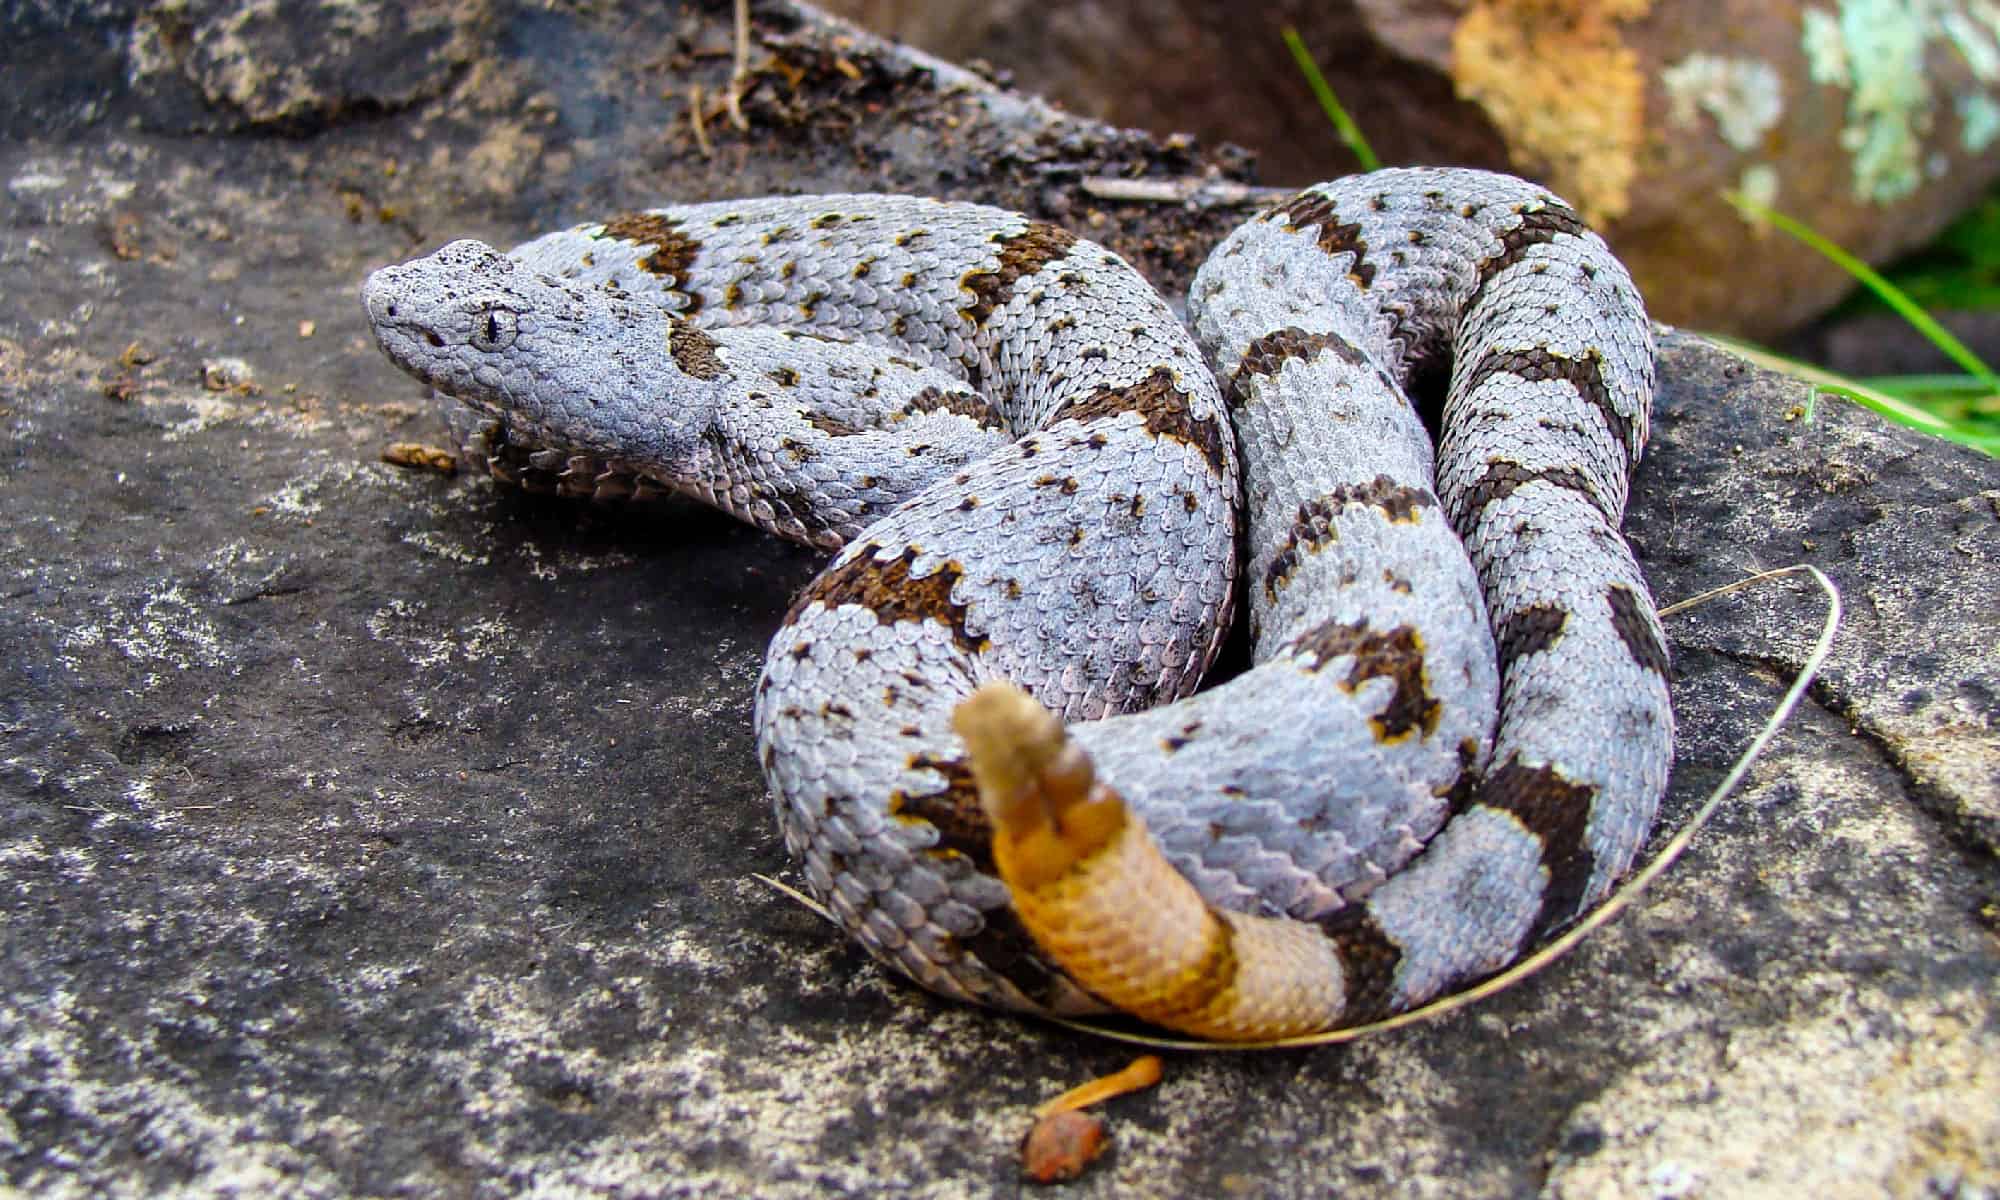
[362, 168, 1673, 1041]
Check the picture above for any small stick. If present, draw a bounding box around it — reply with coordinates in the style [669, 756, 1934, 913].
[1079, 175, 1292, 209]
[726, 0, 751, 132]
[1032, 1055, 1164, 1118]
[688, 83, 714, 158]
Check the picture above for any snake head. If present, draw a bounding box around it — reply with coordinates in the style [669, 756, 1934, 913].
[362, 239, 721, 470]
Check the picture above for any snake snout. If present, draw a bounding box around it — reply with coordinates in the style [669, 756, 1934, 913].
[361, 266, 417, 337]
[362, 264, 458, 379]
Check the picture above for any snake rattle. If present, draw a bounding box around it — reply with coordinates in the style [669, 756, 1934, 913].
[363, 168, 1671, 1042]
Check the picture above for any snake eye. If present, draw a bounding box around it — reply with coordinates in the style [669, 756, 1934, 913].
[471, 306, 519, 351]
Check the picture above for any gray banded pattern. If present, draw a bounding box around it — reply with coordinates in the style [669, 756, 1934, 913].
[361, 167, 1672, 1031]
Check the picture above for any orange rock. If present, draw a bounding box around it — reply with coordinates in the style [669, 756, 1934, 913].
[1021, 1109, 1109, 1184]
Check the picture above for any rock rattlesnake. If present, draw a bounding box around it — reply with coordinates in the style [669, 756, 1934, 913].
[362, 168, 1672, 1041]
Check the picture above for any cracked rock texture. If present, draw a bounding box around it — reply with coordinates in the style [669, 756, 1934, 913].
[3, 2, 1996, 1196]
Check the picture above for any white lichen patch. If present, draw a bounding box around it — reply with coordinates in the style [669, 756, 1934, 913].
[644, 922, 734, 978]
[514, 539, 641, 580]
[1803, 7, 1852, 85]
[3, 152, 165, 229]
[658, 681, 757, 723]
[460, 615, 512, 658]
[1941, 1, 2000, 79]
[262, 458, 386, 521]
[1800, 0, 2000, 203]
[6, 169, 69, 195]
[1517, 713, 1999, 1196]
[366, 599, 454, 668]
[201, 538, 295, 603]
[207, 538, 272, 573]
[457, 997, 1047, 1199]
[57, 583, 232, 676]
[1, 986, 347, 1199]
[1126, 1037, 1465, 1192]
[276, 763, 342, 792]
[365, 599, 517, 669]
[1660, 54, 1786, 151]
[0, 836, 52, 870]
[1960, 91, 2000, 149]
[399, 527, 491, 566]
[1544, 993, 1999, 1197]
[148, 388, 252, 441]
[142, 382, 339, 442]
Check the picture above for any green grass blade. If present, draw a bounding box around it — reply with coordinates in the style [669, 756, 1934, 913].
[1282, 26, 1381, 172]
[1814, 385, 2000, 452]
[1860, 373, 2000, 397]
[1856, 370, 2000, 404]
[1726, 191, 2000, 390]
[1707, 334, 1999, 455]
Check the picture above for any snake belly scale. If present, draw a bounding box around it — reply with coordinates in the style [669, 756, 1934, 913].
[362, 168, 1673, 1041]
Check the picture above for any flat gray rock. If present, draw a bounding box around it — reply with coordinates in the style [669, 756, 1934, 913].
[2, 2, 1994, 1195]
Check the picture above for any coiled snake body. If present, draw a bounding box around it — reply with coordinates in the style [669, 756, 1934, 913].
[363, 168, 1672, 1041]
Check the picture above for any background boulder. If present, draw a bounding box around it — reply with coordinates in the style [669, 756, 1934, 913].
[822, 0, 2000, 339]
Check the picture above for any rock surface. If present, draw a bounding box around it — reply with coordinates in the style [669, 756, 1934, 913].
[819, 0, 2000, 340]
[2, 2, 1996, 1196]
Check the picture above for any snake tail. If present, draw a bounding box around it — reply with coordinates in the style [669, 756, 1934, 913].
[956, 681, 1349, 1041]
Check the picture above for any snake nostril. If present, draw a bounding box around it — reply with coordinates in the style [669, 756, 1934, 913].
[424, 331, 444, 347]
[384, 302, 398, 317]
